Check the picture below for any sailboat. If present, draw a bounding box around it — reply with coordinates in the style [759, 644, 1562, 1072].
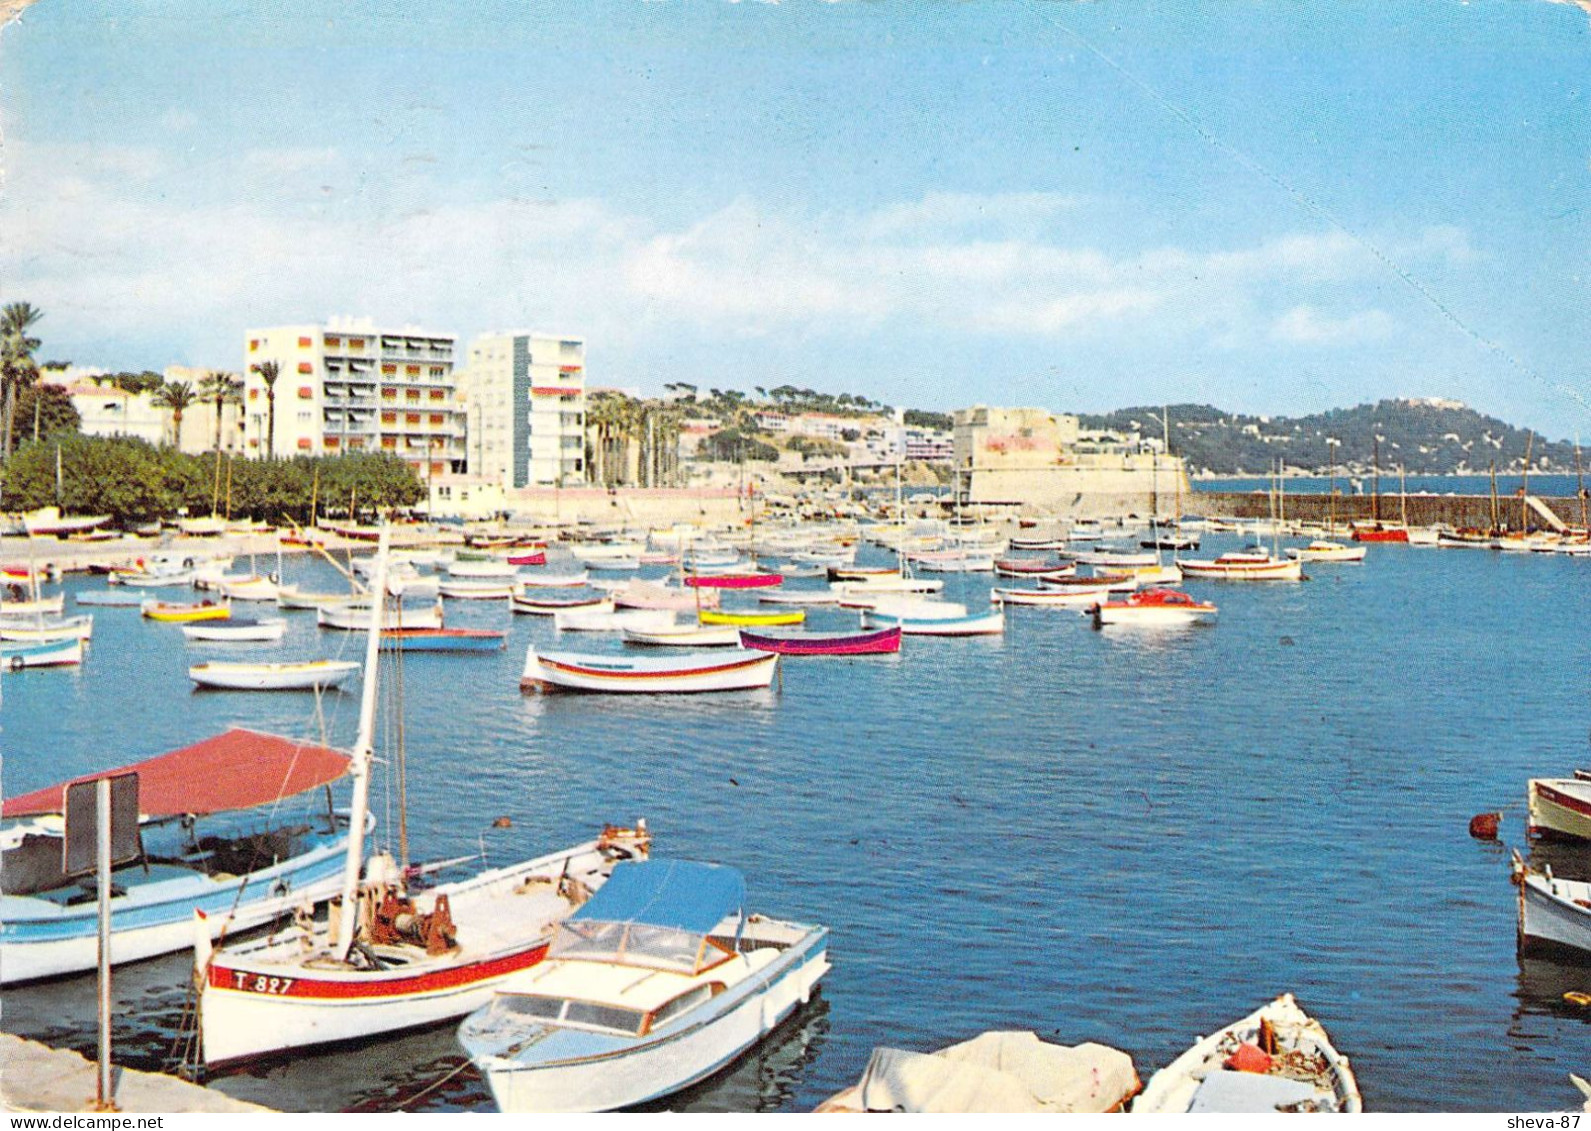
[195, 529, 649, 1069]
[1352, 437, 1408, 542]
[1178, 462, 1303, 581]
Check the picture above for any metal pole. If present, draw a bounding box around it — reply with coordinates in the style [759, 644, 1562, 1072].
[96, 776, 113, 1109]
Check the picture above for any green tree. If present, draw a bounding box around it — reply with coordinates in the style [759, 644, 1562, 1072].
[199, 370, 244, 450]
[9, 383, 80, 450]
[152, 379, 197, 446]
[1, 302, 44, 460]
[257, 360, 281, 457]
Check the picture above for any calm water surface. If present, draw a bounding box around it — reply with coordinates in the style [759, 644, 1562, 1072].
[4, 536, 1590, 1112]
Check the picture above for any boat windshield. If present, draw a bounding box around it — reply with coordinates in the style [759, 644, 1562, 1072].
[491, 993, 646, 1037]
[550, 919, 711, 974]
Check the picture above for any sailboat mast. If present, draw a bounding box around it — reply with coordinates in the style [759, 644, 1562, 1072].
[1489, 462, 1500, 532]
[335, 525, 391, 959]
[1576, 436, 1587, 533]
[1521, 434, 1533, 531]
[1399, 465, 1408, 528]
[1372, 437, 1381, 523]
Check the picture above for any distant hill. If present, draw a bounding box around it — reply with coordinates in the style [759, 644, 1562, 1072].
[1077, 399, 1584, 476]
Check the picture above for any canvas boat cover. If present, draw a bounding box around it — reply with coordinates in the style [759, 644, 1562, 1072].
[568, 859, 746, 933]
[846, 1031, 1138, 1113]
[3, 728, 350, 820]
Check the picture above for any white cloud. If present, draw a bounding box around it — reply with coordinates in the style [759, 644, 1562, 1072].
[1270, 304, 1394, 345]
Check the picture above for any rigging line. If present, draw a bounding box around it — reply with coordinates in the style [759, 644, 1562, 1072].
[1025, 2, 1590, 418]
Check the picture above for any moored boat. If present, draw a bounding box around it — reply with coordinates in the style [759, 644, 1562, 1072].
[439, 578, 520, 600]
[861, 609, 1005, 636]
[189, 659, 360, 691]
[1352, 522, 1408, 543]
[621, 625, 742, 647]
[816, 1031, 1139, 1113]
[1527, 774, 1591, 841]
[697, 608, 806, 627]
[142, 599, 231, 622]
[991, 585, 1106, 608]
[1132, 994, 1361, 1113]
[381, 627, 507, 652]
[0, 637, 85, 668]
[317, 599, 444, 631]
[511, 593, 612, 616]
[0, 615, 95, 642]
[181, 617, 288, 643]
[1093, 588, 1217, 627]
[1178, 549, 1303, 581]
[738, 626, 902, 655]
[522, 648, 778, 693]
[1286, 540, 1367, 563]
[459, 859, 829, 1113]
[2, 728, 356, 984]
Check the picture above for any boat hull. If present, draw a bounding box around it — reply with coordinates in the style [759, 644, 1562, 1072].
[1528, 779, 1591, 841]
[198, 837, 632, 1067]
[1518, 868, 1591, 957]
[475, 930, 829, 1113]
[522, 648, 778, 693]
[2, 835, 347, 985]
[738, 627, 901, 655]
[189, 661, 360, 690]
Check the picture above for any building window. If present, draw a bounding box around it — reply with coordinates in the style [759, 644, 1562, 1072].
[249, 339, 260, 351]
[406, 413, 420, 424]
[298, 362, 313, 374]
[406, 365, 420, 375]
[298, 386, 314, 398]
[297, 437, 312, 450]
[429, 413, 445, 425]
[298, 336, 313, 348]
[381, 412, 396, 425]
[429, 389, 445, 401]
[382, 364, 397, 374]
[325, 335, 340, 347]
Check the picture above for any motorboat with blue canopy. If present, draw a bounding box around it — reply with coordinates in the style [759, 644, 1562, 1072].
[459, 858, 830, 1112]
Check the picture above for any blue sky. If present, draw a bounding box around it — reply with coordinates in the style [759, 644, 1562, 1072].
[3, 0, 1589, 436]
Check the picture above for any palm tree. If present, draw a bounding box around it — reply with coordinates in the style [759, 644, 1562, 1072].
[199, 371, 244, 451]
[152, 379, 197, 447]
[257, 360, 281, 457]
[1, 302, 44, 460]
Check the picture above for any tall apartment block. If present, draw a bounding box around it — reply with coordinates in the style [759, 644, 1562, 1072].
[454, 331, 587, 487]
[242, 320, 466, 475]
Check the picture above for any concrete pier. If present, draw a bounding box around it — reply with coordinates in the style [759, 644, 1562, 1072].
[0, 1035, 270, 1113]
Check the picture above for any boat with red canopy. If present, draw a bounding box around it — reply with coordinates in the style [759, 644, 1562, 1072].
[684, 572, 783, 589]
[1, 729, 358, 985]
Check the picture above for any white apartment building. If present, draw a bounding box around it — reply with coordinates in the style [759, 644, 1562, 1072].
[454, 331, 587, 488]
[242, 320, 466, 475]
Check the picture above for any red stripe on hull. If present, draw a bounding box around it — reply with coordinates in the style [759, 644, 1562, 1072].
[209, 942, 548, 999]
[1536, 783, 1591, 820]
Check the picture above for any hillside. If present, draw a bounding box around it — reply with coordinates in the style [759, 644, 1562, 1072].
[1077, 399, 1583, 476]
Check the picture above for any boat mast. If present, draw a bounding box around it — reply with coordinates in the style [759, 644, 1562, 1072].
[1576, 435, 1587, 534]
[1521, 433, 1533, 532]
[1372, 436, 1381, 524]
[1488, 461, 1499, 533]
[1399, 464, 1408, 529]
[334, 525, 391, 960]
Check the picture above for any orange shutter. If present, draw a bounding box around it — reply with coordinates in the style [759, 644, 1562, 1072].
[297, 362, 312, 374]
[405, 365, 420, 375]
[381, 412, 396, 425]
[298, 336, 312, 348]
[298, 386, 313, 398]
[297, 437, 312, 450]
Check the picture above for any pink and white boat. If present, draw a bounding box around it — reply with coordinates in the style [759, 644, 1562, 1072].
[1177, 548, 1303, 581]
[738, 626, 902, 655]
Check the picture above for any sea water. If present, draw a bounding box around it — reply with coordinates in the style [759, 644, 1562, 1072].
[3, 535, 1589, 1112]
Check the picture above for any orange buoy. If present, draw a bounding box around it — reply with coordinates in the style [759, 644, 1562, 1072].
[1469, 812, 1502, 840]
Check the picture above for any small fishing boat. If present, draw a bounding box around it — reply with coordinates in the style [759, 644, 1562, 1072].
[1351, 522, 1409, 544]
[518, 571, 592, 589]
[381, 627, 507, 652]
[738, 626, 901, 655]
[1007, 536, 1068, 551]
[697, 608, 806, 627]
[458, 859, 829, 1112]
[611, 581, 721, 612]
[1093, 563, 1184, 586]
[0, 637, 85, 669]
[317, 599, 444, 631]
[182, 617, 288, 643]
[684, 572, 783, 589]
[553, 608, 675, 633]
[0, 615, 95, 642]
[0, 594, 66, 617]
[511, 593, 612, 616]
[830, 576, 945, 595]
[439, 578, 520, 600]
[992, 585, 1106, 608]
[1527, 774, 1591, 841]
[910, 550, 995, 573]
[506, 550, 547, 566]
[189, 659, 360, 691]
[1286, 540, 1367, 563]
[1132, 994, 1361, 1113]
[142, 599, 231, 622]
[447, 559, 520, 579]
[1178, 549, 1303, 581]
[2, 728, 356, 984]
[20, 507, 112, 538]
[993, 557, 1070, 577]
[522, 648, 778, 693]
[1066, 520, 1105, 542]
[1093, 588, 1218, 627]
[1514, 851, 1591, 959]
[861, 609, 1005, 636]
[1073, 547, 1157, 568]
[276, 585, 350, 610]
[217, 575, 281, 601]
[757, 590, 840, 606]
[817, 1031, 1139, 1113]
[76, 591, 149, 608]
[621, 625, 742, 647]
[585, 556, 642, 572]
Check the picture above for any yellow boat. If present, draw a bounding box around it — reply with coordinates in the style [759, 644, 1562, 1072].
[141, 599, 232, 622]
[697, 608, 805, 627]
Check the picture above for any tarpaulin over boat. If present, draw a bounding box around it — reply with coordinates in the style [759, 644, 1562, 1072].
[839, 1032, 1139, 1113]
[568, 859, 745, 933]
[2, 728, 350, 819]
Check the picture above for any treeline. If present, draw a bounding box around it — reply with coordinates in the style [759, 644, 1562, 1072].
[2, 436, 423, 526]
[1080, 400, 1584, 475]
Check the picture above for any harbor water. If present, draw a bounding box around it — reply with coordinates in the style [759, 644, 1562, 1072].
[3, 535, 1590, 1112]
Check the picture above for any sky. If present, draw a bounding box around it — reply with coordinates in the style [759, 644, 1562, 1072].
[2, 0, 1589, 437]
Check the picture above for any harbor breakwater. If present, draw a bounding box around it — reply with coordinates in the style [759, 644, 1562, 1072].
[1191, 491, 1586, 530]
